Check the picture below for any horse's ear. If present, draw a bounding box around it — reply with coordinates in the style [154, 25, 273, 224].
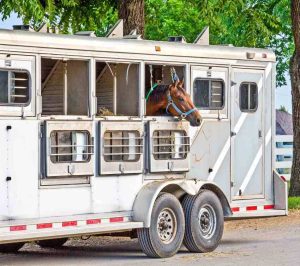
[180, 78, 185, 87]
[173, 79, 180, 87]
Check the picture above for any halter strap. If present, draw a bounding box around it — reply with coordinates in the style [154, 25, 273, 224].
[166, 91, 197, 118]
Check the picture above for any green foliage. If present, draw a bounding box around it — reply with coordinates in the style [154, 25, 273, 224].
[289, 197, 300, 210]
[0, 0, 293, 85]
[0, 0, 118, 35]
[145, 0, 206, 42]
[279, 105, 288, 113]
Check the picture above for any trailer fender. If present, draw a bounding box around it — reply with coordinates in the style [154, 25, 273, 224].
[133, 179, 231, 228]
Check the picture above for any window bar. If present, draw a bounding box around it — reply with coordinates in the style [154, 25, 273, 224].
[248, 83, 251, 111]
[209, 80, 212, 108]
[110, 131, 113, 161]
[63, 62, 68, 115]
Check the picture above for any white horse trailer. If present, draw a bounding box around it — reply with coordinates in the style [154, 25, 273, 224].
[0, 24, 287, 257]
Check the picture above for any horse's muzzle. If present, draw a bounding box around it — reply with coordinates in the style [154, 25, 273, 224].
[190, 117, 202, 127]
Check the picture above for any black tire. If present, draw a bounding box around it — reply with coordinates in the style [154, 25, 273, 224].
[137, 193, 185, 258]
[182, 190, 224, 253]
[0, 242, 24, 253]
[37, 238, 68, 248]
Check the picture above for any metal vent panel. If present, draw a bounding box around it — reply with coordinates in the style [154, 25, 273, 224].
[45, 121, 94, 177]
[148, 121, 190, 173]
[99, 121, 144, 175]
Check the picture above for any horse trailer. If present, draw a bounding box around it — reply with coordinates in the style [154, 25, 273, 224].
[0, 23, 288, 258]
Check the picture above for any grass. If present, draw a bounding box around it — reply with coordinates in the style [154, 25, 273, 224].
[289, 197, 300, 210]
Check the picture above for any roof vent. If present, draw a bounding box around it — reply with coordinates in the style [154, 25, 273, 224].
[106, 19, 124, 38]
[75, 31, 96, 37]
[194, 26, 209, 45]
[123, 29, 143, 40]
[13, 25, 35, 32]
[168, 36, 186, 43]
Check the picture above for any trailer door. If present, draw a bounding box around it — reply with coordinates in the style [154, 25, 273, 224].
[231, 69, 264, 200]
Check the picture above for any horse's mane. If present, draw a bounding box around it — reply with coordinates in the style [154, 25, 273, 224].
[148, 84, 170, 103]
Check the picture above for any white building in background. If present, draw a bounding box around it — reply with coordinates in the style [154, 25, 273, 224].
[276, 110, 293, 179]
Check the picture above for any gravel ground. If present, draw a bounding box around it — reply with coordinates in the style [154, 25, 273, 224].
[0, 211, 300, 266]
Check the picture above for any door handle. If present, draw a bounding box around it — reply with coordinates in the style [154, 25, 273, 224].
[258, 130, 262, 138]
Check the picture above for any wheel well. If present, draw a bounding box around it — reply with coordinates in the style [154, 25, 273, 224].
[201, 184, 232, 217]
[161, 183, 232, 217]
[161, 184, 187, 200]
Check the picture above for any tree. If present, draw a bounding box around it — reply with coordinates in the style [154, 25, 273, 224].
[289, 0, 300, 196]
[0, 0, 144, 36]
[119, 0, 145, 36]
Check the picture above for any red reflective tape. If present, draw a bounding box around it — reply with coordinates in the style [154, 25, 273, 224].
[86, 219, 101, 225]
[264, 205, 274, 210]
[231, 207, 240, 212]
[37, 223, 53, 229]
[10, 225, 26, 231]
[246, 206, 257, 211]
[109, 217, 124, 223]
[62, 221, 77, 227]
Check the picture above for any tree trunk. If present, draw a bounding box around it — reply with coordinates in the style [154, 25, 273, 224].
[118, 0, 145, 36]
[289, 0, 300, 196]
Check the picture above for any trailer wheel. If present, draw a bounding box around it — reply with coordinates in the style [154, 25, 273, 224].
[0, 242, 24, 253]
[37, 238, 68, 248]
[137, 193, 185, 258]
[182, 190, 224, 253]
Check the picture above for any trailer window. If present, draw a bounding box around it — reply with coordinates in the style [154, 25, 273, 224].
[0, 70, 30, 105]
[50, 131, 93, 163]
[145, 64, 186, 115]
[41, 58, 89, 116]
[96, 62, 140, 116]
[153, 130, 190, 160]
[193, 79, 224, 110]
[240, 82, 258, 112]
[103, 130, 143, 162]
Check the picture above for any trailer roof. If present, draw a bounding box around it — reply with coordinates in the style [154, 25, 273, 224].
[0, 29, 276, 62]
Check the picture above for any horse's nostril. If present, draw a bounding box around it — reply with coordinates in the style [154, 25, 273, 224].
[196, 118, 201, 124]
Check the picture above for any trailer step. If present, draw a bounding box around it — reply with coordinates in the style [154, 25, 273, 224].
[0, 214, 144, 244]
[229, 209, 287, 219]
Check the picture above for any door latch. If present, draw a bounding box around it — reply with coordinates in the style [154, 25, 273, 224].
[231, 131, 237, 137]
[68, 165, 75, 175]
[258, 130, 262, 138]
[168, 161, 174, 171]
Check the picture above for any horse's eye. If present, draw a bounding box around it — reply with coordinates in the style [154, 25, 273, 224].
[179, 97, 184, 102]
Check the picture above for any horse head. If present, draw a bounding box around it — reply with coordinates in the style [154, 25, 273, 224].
[166, 80, 202, 127]
[146, 80, 202, 127]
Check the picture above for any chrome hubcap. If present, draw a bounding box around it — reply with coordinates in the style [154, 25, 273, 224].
[157, 208, 177, 244]
[198, 204, 217, 239]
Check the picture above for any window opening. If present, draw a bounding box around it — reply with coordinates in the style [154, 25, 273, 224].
[240, 82, 258, 112]
[193, 79, 224, 110]
[145, 64, 185, 115]
[50, 130, 93, 163]
[41, 58, 89, 116]
[96, 62, 140, 116]
[0, 70, 30, 105]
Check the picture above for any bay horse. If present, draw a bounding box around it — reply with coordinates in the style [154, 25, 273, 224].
[146, 80, 202, 127]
